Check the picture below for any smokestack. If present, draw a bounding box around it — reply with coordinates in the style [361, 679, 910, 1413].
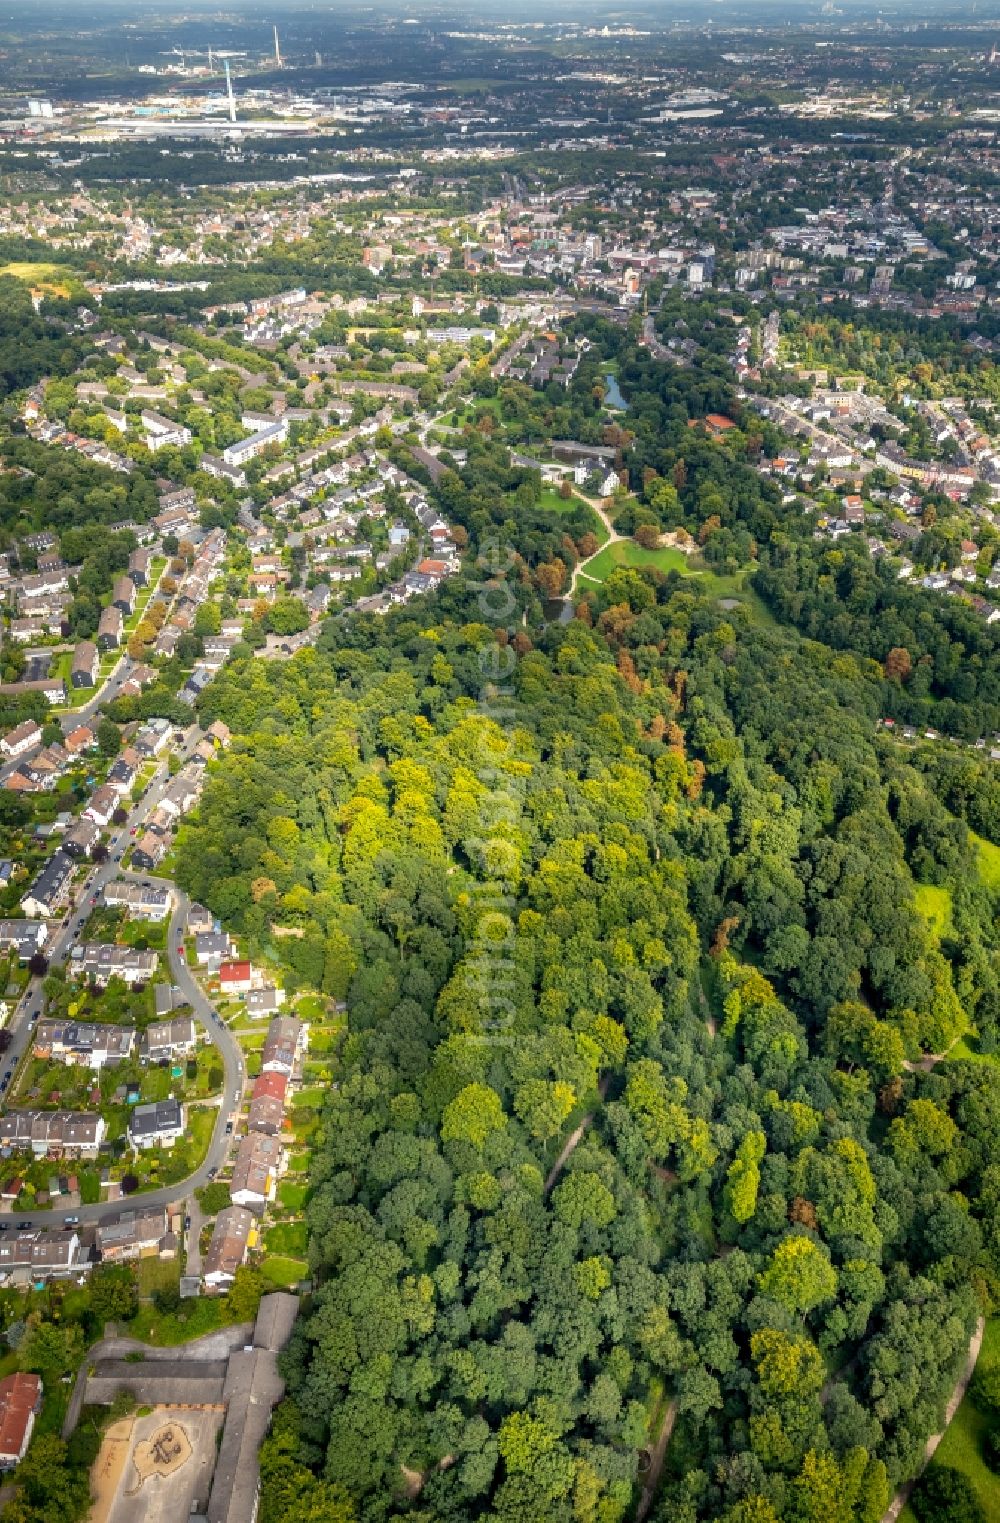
[273, 24, 282, 65]
[224, 59, 236, 123]
[208, 45, 214, 71]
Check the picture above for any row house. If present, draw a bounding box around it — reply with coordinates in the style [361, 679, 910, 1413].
[33, 1020, 134, 1070]
[95, 1206, 174, 1263]
[247, 1071, 286, 1135]
[0, 1231, 82, 1286]
[0, 678, 65, 707]
[261, 1017, 302, 1078]
[71, 942, 158, 987]
[102, 880, 171, 920]
[0, 921, 48, 961]
[203, 1204, 256, 1290]
[230, 1131, 283, 1212]
[97, 606, 123, 651]
[71, 641, 99, 689]
[0, 1111, 106, 1157]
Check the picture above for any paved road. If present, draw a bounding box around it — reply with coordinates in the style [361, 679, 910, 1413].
[0, 730, 244, 1230]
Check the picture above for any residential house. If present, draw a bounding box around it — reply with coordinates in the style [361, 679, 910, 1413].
[219, 960, 253, 994]
[203, 1205, 255, 1289]
[248, 1071, 287, 1135]
[62, 817, 100, 859]
[97, 606, 123, 650]
[188, 904, 214, 935]
[141, 1016, 197, 1063]
[195, 931, 232, 968]
[0, 1374, 41, 1468]
[261, 1017, 302, 1078]
[0, 679, 65, 707]
[245, 986, 285, 1019]
[128, 548, 151, 586]
[70, 641, 99, 689]
[106, 752, 139, 797]
[95, 1207, 174, 1263]
[131, 831, 167, 873]
[128, 1099, 184, 1150]
[21, 851, 74, 918]
[83, 784, 119, 828]
[230, 1132, 283, 1212]
[63, 725, 97, 756]
[0, 721, 41, 759]
[102, 880, 171, 921]
[160, 769, 200, 820]
[0, 1230, 81, 1284]
[111, 577, 136, 617]
[141, 410, 192, 452]
[0, 921, 47, 961]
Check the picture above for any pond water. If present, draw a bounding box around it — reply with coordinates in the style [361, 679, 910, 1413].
[604, 372, 628, 410]
[543, 597, 574, 624]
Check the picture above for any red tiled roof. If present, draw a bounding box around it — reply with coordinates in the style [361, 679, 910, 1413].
[220, 961, 251, 983]
[253, 1071, 287, 1103]
[0, 1373, 40, 1461]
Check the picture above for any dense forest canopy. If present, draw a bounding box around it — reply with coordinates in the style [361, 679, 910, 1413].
[177, 531, 1000, 1523]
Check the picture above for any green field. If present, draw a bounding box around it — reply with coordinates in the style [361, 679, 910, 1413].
[0, 261, 78, 296]
[575, 541, 770, 625]
[900, 1319, 1000, 1523]
[975, 833, 1000, 892]
[578, 540, 693, 581]
[914, 882, 954, 941]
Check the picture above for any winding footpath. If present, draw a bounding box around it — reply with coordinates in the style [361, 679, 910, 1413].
[879, 1315, 986, 1523]
[566, 495, 624, 598]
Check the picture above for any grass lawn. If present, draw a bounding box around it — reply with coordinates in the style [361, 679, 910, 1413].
[900, 1319, 1000, 1523]
[914, 882, 954, 941]
[261, 1255, 308, 1289]
[578, 540, 694, 582]
[292, 993, 330, 1021]
[265, 1220, 308, 1256]
[293, 1085, 327, 1111]
[278, 1180, 310, 1210]
[136, 1256, 180, 1300]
